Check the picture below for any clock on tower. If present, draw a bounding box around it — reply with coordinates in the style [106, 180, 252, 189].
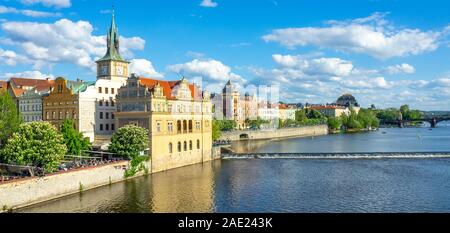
[95, 11, 130, 81]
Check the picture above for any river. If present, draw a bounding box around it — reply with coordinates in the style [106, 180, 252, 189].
[18, 123, 450, 213]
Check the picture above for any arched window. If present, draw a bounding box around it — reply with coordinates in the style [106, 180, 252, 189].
[177, 120, 182, 134]
[184, 141, 187, 151]
[46, 111, 49, 120]
[183, 120, 187, 133]
[177, 142, 181, 152]
[197, 140, 200, 149]
[169, 143, 173, 154]
[189, 141, 193, 151]
[189, 120, 193, 133]
[52, 111, 56, 119]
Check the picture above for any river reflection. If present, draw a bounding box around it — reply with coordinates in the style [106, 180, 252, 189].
[18, 126, 450, 213]
[19, 162, 221, 213]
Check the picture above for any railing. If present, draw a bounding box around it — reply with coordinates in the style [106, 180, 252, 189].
[0, 151, 126, 183]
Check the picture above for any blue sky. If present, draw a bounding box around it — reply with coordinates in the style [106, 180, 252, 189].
[0, 0, 450, 110]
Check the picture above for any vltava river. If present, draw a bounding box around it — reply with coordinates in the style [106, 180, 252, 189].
[18, 124, 450, 213]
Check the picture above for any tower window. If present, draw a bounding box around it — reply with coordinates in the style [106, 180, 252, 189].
[98, 87, 102, 93]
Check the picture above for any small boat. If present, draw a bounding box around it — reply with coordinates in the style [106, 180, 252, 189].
[382, 132, 387, 134]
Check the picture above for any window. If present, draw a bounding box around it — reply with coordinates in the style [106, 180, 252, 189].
[168, 122, 173, 132]
[169, 143, 173, 154]
[105, 88, 109, 94]
[99, 100, 103, 106]
[156, 121, 161, 132]
[105, 101, 109, 107]
[100, 124, 103, 131]
[66, 111, 70, 119]
[177, 142, 181, 152]
[100, 112, 103, 119]
[189, 120, 193, 133]
[183, 120, 187, 133]
[106, 112, 109, 119]
[197, 140, 200, 149]
[112, 113, 115, 119]
[58, 84, 63, 93]
[184, 141, 187, 151]
[46, 111, 49, 120]
[111, 124, 115, 131]
[189, 141, 193, 151]
[106, 124, 109, 131]
[177, 120, 182, 134]
[111, 100, 115, 107]
[73, 111, 77, 119]
[196, 121, 201, 130]
[98, 87, 102, 93]
[59, 111, 63, 120]
[111, 88, 115, 94]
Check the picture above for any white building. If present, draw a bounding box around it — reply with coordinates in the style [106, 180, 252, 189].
[18, 89, 48, 122]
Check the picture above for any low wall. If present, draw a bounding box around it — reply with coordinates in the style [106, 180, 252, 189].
[0, 161, 130, 211]
[219, 125, 329, 141]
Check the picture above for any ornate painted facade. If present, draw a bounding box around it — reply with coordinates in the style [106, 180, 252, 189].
[115, 74, 213, 173]
[43, 77, 96, 142]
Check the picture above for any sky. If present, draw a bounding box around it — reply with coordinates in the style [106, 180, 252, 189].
[0, 0, 450, 110]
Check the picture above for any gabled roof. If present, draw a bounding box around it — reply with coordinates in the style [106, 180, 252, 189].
[8, 78, 54, 98]
[137, 77, 201, 100]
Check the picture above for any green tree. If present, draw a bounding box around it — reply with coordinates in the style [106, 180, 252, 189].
[109, 125, 149, 159]
[400, 105, 410, 117]
[212, 120, 222, 141]
[60, 119, 91, 155]
[0, 122, 67, 172]
[327, 117, 342, 131]
[295, 110, 308, 122]
[0, 91, 22, 148]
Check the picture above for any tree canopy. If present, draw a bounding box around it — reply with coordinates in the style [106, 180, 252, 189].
[0, 91, 22, 147]
[0, 122, 67, 172]
[60, 119, 91, 155]
[109, 125, 149, 159]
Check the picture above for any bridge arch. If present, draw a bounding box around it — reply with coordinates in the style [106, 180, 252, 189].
[239, 134, 250, 140]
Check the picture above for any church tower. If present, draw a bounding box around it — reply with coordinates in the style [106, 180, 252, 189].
[96, 10, 129, 81]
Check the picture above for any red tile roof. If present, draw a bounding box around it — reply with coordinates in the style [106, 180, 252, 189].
[138, 77, 200, 100]
[310, 105, 345, 110]
[0, 81, 8, 91]
[8, 78, 54, 97]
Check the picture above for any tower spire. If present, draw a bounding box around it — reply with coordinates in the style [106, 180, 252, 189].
[97, 7, 126, 62]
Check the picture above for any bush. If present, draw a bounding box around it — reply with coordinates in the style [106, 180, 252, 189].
[0, 122, 67, 172]
[109, 125, 149, 159]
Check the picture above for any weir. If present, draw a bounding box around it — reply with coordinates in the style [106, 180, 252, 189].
[222, 152, 450, 160]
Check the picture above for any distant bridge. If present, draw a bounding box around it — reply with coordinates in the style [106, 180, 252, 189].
[383, 113, 450, 128]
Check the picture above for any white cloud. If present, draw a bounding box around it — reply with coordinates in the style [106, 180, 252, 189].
[1, 70, 54, 80]
[0, 47, 31, 66]
[273, 54, 354, 77]
[21, 0, 71, 8]
[129, 59, 163, 78]
[385, 63, 416, 75]
[168, 59, 245, 92]
[263, 13, 441, 59]
[0, 19, 145, 70]
[199, 0, 218, 8]
[0, 5, 61, 17]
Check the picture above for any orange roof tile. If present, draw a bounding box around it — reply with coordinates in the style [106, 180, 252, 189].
[138, 77, 200, 100]
[9, 77, 54, 97]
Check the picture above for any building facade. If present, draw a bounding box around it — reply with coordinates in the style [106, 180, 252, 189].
[7, 78, 54, 109]
[94, 13, 129, 142]
[43, 77, 96, 142]
[115, 75, 212, 173]
[17, 89, 49, 122]
[0, 81, 8, 92]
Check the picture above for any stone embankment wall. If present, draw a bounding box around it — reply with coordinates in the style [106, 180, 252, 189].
[1, 147, 222, 212]
[219, 125, 329, 141]
[0, 161, 130, 211]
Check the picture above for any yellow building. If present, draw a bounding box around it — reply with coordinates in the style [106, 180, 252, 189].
[115, 74, 213, 173]
[43, 77, 97, 142]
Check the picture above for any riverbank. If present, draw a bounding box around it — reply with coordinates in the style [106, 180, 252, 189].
[219, 125, 328, 141]
[1, 147, 222, 212]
